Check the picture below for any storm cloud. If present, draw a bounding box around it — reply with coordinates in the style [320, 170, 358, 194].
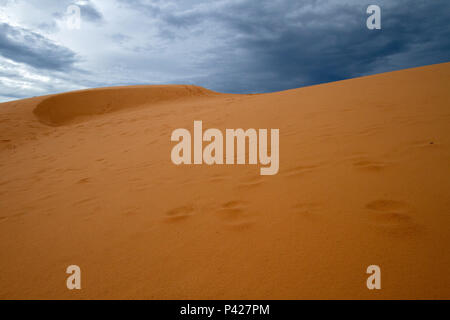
[0, 22, 78, 70]
[0, 0, 449, 101]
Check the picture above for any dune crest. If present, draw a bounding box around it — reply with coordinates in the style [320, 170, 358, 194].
[33, 85, 218, 126]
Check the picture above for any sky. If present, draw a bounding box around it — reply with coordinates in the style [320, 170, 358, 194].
[0, 0, 449, 102]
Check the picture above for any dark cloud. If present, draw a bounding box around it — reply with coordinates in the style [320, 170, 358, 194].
[118, 0, 450, 93]
[1, 0, 449, 102]
[216, 0, 450, 92]
[79, 2, 103, 23]
[0, 22, 78, 71]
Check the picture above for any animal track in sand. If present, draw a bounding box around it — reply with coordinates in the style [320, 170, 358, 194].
[0, 212, 27, 221]
[1, 141, 16, 151]
[217, 200, 254, 228]
[0, 180, 10, 187]
[123, 208, 140, 217]
[398, 139, 441, 154]
[209, 174, 228, 183]
[164, 205, 194, 222]
[73, 197, 96, 207]
[353, 159, 388, 172]
[371, 212, 412, 224]
[372, 218, 421, 237]
[410, 139, 440, 149]
[237, 176, 264, 189]
[365, 199, 421, 237]
[218, 201, 246, 216]
[365, 199, 408, 212]
[357, 125, 381, 137]
[284, 164, 321, 177]
[226, 221, 254, 230]
[292, 202, 322, 219]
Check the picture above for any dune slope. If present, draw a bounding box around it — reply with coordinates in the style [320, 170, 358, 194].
[33, 85, 217, 126]
[0, 64, 450, 299]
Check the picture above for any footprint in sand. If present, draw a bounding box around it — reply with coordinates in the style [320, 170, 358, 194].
[365, 199, 421, 237]
[164, 205, 194, 222]
[217, 201, 254, 229]
[0, 212, 27, 222]
[122, 206, 140, 217]
[237, 176, 264, 189]
[209, 174, 228, 183]
[292, 202, 322, 220]
[77, 177, 91, 184]
[357, 125, 381, 137]
[398, 139, 440, 154]
[365, 199, 407, 212]
[284, 164, 320, 177]
[2, 142, 17, 151]
[353, 159, 388, 172]
[219, 201, 246, 215]
[0, 180, 10, 187]
[73, 197, 95, 207]
[410, 139, 440, 149]
[371, 212, 412, 224]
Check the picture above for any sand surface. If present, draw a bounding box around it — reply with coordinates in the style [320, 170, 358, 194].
[1, 63, 449, 299]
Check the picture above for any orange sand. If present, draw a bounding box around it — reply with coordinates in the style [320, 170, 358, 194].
[1, 63, 449, 299]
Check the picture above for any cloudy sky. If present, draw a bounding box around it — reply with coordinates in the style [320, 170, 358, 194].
[0, 0, 449, 102]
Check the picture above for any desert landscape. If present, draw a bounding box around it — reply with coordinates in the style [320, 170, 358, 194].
[0, 62, 449, 299]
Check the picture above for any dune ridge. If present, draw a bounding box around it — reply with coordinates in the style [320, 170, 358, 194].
[0, 63, 450, 299]
[33, 85, 218, 126]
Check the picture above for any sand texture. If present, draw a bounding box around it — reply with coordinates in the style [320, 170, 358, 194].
[1, 63, 450, 299]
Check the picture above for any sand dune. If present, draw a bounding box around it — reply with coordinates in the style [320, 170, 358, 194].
[34, 85, 217, 126]
[1, 63, 450, 299]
